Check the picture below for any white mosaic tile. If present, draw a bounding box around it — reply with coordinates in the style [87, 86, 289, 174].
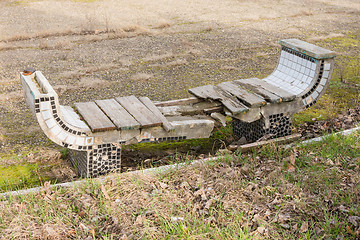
[311, 62, 317, 70]
[283, 59, 290, 66]
[278, 65, 285, 72]
[66, 135, 76, 145]
[40, 101, 51, 110]
[41, 110, 52, 120]
[310, 69, 316, 77]
[300, 66, 306, 73]
[45, 118, 56, 129]
[58, 131, 68, 141]
[306, 60, 312, 69]
[301, 57, 306, 65]
[293, 80, 300, 86]
[324, 63, 331, 71]
[320, 77, 328, 86]
[311, 91, 319, 100]
[317, 85, 324, 93]
[51, 125, 62, 136]
[323, 70, 330, 78]
[280, 51, 286, 58]
[76, 137, 85, 146]
[284, 51, 290, 59]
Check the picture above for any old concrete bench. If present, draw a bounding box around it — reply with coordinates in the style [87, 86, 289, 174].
[21, 72, 215, 177]
[189, 38, 336, 142]
[21, 39, 335, 177]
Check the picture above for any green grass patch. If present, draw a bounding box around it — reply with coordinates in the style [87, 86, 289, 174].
[0, 164, 42, 192]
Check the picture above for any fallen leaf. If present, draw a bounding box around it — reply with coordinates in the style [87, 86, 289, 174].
[42, 181, 52, 195]
[205, 199, 214, 209]
[280, 223, 290, 229]
[101, 185, 111, 200]
[315, 227, 322, 235]
[134, 215, 146, 226]
[257, 227, 266, 235]
[287, 153, 296, 172]
[120, 235, 128, 240]
[292, 223, 298, 232]
[300, 221, 308, 233]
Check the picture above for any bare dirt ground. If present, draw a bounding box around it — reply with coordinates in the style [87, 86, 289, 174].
[0, 0, 360, 177]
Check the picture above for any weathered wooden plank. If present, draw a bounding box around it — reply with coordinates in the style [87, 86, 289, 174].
[227, 133, 301, 152]
[232, 78, 282, 103]
[154, 97, 202, 107]
[234, 78, 296, 102]
[74, 101, 116, 132]
[189, 85, 248, 114]
[115, 95, 162, 128]
[139, 97, 174, 132]
[217, 81, 266, 108]
[95, 99, 140, 130]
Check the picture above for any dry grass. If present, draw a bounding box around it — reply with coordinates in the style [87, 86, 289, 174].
[1, 132, 360, 239]
[154, 22, 171, 29]
[122, 25, 152, 35]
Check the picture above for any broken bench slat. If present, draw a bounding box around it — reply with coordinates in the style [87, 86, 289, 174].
[139, 97, 174, 132]
[232, 78, 282, 103]
[188, 85, 248, 114]
[228, 133, 301, 152]
[95, 99, 140, 130]
[116, 95, 163, 128]
[234, 78, 296, 102]
[154, 97, 202, 107]
[217, 81, 266, 108]
[74, 101, 116, 132]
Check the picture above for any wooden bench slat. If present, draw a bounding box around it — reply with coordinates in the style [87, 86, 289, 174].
[189, 85, 248, 114]
[234, 78, 296, 102]
[139, 97, 174, 132]
[95, 99, 140, 130]
[115, 95, 163, 128]
[217, 81, 266, 108]
[74, 102, 116, 132]
[232, 78, 282, 103]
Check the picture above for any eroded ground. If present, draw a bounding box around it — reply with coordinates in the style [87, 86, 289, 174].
[0, 0, 360, 190]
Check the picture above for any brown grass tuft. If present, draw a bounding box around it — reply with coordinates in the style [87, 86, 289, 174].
[154, 22, 171, 29]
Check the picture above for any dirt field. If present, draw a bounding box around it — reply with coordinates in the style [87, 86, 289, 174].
[0, 0, 359, 184]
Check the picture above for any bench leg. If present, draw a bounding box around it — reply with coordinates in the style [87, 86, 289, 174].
[69, 143, 122, 177]
[233, 113, 292, 143]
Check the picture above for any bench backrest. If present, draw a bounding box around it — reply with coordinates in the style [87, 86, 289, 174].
[263, 39, 336, 109]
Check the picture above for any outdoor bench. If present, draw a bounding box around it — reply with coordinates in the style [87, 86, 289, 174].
[21, 38, 335, 177]
[189, 38, 336, 142]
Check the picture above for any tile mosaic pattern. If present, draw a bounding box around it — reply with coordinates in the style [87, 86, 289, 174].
[33, 97, 94, 150]
[88, 143, 122, 177]
[263, 46, 333, 109]
[264, 47, 317, 96]
[233, 113, 292, 142]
